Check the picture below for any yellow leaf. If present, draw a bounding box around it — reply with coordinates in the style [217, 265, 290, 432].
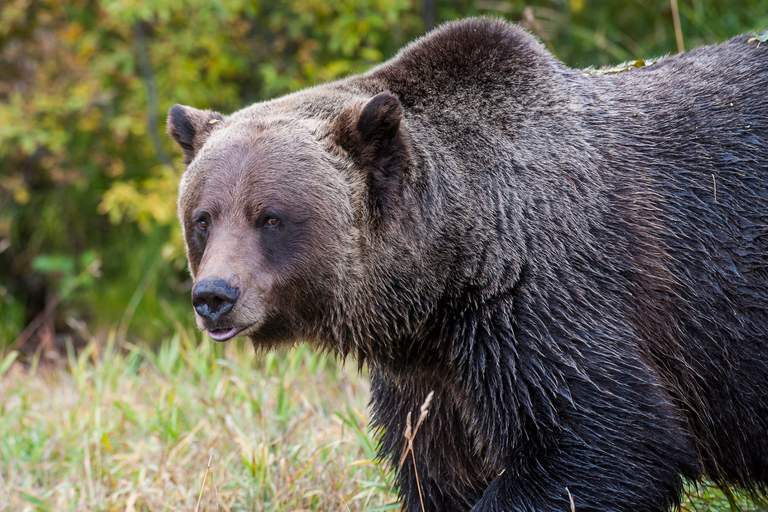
[13, 186, 30, 205]
[62, 22, 84, 42]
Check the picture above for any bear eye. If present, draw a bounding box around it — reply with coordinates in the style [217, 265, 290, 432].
[195, 213, 210, 232]
[257, 210, 284, 230]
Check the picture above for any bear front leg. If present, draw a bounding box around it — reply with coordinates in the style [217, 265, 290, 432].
[369, 367, 491, 511]
[467, 388, 699, 512]
[469, 435, 692, 512]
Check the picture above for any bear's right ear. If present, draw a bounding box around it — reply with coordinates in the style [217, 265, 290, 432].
[333, 92, 408, 220]
[166, 105, 224, 165]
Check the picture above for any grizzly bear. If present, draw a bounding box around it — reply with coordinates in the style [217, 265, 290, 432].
[167, 18, 768, 511]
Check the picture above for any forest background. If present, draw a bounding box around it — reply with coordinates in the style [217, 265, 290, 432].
[2, 1, 768, 511]
[1, 0, 767, 351]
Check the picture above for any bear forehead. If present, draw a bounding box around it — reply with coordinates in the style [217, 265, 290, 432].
[180, 116, 348, 217]
[200, 115, 325, 168]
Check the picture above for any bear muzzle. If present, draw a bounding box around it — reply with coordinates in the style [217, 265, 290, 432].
[192, 278, 243, 341]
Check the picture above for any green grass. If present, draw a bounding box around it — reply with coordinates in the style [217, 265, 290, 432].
[1, 330, 765, 511]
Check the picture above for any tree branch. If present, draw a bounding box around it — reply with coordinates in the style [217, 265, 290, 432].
[134, 20, 171, 166]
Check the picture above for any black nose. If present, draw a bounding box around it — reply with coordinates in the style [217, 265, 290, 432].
[192, 279, 240, 322]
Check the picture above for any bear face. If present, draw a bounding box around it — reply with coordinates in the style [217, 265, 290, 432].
[169, 92, 425, 352]
[174, 110, 355, 347]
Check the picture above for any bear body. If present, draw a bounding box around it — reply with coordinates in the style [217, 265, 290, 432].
[168, 19, 768, 511]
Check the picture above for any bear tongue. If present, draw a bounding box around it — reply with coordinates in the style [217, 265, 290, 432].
[208, 327, 241, 342]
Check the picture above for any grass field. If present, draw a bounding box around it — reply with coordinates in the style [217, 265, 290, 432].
[1, 328, 765, 511]
[0, 328, 397, 512]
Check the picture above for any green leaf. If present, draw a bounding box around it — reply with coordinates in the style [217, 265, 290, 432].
[31, 254, 76, 277]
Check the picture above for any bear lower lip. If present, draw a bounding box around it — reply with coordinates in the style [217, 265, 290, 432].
[208, 327, 242, 342]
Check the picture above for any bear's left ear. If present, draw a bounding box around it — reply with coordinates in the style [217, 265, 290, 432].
[167, 105, 224, 165]
[334, 92, 407, 218]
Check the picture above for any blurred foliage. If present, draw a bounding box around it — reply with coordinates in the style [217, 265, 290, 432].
[1, 0, 766, 348]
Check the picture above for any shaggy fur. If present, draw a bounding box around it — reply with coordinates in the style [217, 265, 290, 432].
[168, 18, 768, 511]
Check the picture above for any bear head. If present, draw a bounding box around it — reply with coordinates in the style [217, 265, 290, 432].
[167, 91, 425, 354]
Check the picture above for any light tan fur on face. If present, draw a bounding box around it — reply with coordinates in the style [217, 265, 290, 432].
[175, 105, 364, 345]
[192, 218, 273, 334]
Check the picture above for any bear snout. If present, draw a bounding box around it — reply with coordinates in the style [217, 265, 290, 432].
[192, 278, 240, 324]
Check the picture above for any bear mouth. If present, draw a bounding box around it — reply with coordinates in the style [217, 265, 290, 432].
[207, 326, 244, 342]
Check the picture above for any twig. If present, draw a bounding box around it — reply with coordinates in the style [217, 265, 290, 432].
[340, 493, 352, 512]
[12, 258, 101, 350]
[566, 487, 576, 512]
[522, 7, 556, 56]
[12, 293, 60, 350]
[195, 452, 215, 512]
[399, 391, 434, 512]
[670, 0, 685, 53]
[133, 20, 171, 166]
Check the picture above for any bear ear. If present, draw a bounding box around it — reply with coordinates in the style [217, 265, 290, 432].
[356, 91, 403, 144]
[166, 104, 224, 165]
[334, 92, 407, 219]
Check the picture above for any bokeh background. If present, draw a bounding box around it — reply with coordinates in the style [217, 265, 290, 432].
[1, 0, 767, 351]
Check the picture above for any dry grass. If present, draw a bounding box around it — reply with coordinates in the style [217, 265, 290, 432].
[0, 330, 398, 511]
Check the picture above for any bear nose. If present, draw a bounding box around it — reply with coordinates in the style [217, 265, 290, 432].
[192, 279, 240, 322]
